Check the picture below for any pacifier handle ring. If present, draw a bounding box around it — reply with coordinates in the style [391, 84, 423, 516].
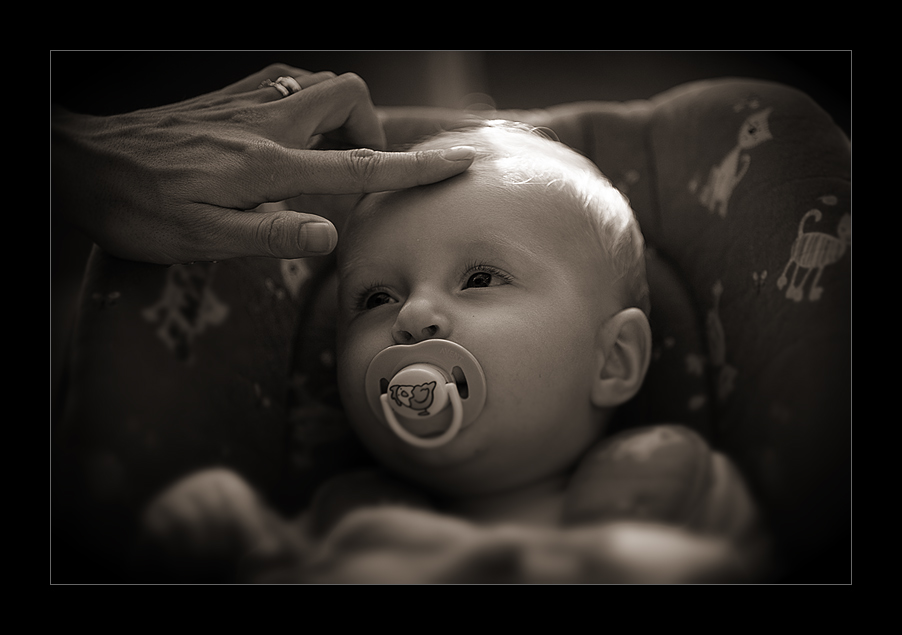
[380, 382, 463, 449]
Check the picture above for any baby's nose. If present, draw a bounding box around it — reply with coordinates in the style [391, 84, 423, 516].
[392, 296, 449, 345]
[394, 324, 438, 345]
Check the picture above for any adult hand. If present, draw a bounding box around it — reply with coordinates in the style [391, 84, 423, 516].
[52, 64, 476, 264]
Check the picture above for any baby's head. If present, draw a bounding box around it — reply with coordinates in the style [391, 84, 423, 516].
[336, 120, 651, 497]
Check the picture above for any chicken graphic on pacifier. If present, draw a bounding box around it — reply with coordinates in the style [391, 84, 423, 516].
[364, 340, 487, 449]
[389, 381, 437, 415]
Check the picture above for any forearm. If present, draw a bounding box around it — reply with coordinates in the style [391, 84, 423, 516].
[52, 107, 96, 232]
[51, 107, 135, 248]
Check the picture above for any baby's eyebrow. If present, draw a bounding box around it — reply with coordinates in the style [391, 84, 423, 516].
[337, 246, 407, 290]
[336, 232, 544, 287]
[338, 255, 380, 281]
[463, 236, 541, 264]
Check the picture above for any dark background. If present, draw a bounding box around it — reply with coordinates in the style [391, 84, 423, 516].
[50, 51, 851, 126]
[50, 51, 851, 583]
[50, 49, 851, 443]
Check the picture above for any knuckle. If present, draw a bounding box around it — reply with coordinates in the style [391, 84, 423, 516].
[345, 147, 380, 191]
[261, 62, 295, 78]
[172, 215, 212, 262]
[242, 136, 278, 164]
[337, 72, 370, 96]
[236, 138, 281, 198]
[413, 150, 433, 185]
[254, 213, 285, 257]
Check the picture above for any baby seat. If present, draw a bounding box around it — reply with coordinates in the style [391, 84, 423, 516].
[53, 78, 851, 582]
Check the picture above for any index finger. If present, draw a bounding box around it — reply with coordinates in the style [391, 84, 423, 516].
[256, 145, 477, 200]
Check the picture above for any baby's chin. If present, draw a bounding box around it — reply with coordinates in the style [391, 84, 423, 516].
[358, 414, 482, 468]
[348, 405, 486, 473]
[382, 451, 548, 500]
[350, 413, 540, 497]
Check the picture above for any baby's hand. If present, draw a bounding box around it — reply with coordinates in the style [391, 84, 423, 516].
[139, 468, 302, 580]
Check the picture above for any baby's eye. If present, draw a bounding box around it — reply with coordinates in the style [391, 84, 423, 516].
[466, 272, 493, 288]
[364, 291, 395, 310]
[463, 265, 513, 289]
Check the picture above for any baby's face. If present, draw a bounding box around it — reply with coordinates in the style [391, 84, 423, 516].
[336, 170, 621, 497]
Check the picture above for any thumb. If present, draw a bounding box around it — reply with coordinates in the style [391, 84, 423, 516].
[212, 208, 338, 260]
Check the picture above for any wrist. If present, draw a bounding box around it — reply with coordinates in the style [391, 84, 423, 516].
[52, 108, 95, 231]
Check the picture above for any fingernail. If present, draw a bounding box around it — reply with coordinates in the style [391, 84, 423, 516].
[302, 222, 337, 254]
[442, 145, 477, 161]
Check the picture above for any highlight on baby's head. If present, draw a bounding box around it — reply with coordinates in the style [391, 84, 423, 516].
[346, 119, 650, 317]
[412, 119, 650, 317]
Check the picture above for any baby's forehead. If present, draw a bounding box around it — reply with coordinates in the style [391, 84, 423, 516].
[351, 159, 580, 222]
[340, 177, 603, 277]
[345, 169, 582, 244]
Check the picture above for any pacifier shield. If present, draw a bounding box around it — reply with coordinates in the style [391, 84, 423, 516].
[364, 340, 487, 448]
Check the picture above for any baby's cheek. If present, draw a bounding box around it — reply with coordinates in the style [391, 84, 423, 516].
[476, 329, 595, 425]
[335, 341, 372, 413]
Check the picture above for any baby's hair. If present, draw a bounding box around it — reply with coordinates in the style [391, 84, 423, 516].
[405, 119, 650, 317]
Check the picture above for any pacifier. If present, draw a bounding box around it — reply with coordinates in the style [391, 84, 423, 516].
[364, 340, 487, 449]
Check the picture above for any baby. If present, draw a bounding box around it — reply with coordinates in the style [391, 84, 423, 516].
[141, 121, 765, 582]
[333, 120, 652, 524]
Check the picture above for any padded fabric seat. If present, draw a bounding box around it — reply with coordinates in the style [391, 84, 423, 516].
[53, 78, 850, 582]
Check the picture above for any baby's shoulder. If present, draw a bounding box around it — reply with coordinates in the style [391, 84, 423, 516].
[563, 424, 720, 527]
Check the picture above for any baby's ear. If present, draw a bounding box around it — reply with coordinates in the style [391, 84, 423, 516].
[591, 308, 652, 408]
